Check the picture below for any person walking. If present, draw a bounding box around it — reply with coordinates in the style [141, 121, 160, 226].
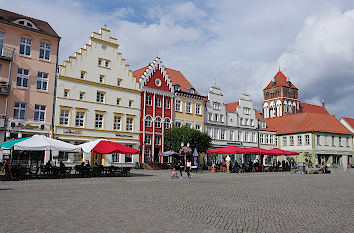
[178, 160, 184, 179]
[186, 159, 192, 178]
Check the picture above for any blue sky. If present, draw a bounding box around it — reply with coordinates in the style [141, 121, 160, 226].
[2, 0, 354, 118]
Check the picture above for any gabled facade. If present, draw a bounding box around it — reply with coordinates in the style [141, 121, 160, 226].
[0, 9, 60, 146]
[133, 57, 174, 164]
[55, 28, 140, 166]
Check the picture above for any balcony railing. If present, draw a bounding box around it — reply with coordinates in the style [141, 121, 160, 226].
[0, 46, 15, 61]
[0, 115, 7, 129]
[0, 82, 11, 95]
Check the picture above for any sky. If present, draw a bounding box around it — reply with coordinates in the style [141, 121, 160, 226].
[2, 0, 354, 118]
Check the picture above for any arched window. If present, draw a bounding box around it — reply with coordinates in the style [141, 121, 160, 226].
[276, 100, 282, 117]
[164, 118, 170, 129]
[288, 101, 292, 113]
[155, 117, 161, 128]
[145, 116, 152, 127]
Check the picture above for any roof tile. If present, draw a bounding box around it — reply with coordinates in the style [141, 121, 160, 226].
[264, 71, 297, 90]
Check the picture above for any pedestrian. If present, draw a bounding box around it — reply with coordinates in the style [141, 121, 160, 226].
[186, 159, 192, 178]
[178, 160, 184, 179]
[171, 168, 179, 179]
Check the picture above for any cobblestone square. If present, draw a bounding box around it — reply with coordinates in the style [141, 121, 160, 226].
[0, 170, 353, 233]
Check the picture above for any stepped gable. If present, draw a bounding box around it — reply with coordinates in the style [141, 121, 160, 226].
[133, 62, 199, 94]
[300, 102, 329, 115]
[265, 112, 353, 135]
[0, 8, 59, 38]
[264, 71, 297, 90]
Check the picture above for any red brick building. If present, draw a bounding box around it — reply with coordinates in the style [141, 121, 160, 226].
[133, 57, 174, 164]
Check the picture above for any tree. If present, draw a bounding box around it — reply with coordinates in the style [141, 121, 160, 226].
[164, 126, 211, 153]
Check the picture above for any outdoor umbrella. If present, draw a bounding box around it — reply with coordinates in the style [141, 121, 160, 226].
[0, 136, 32, 149]
[160, 150, 180, 157]
[193, 148, 199, 166]
[240, 147, 275, 155]
[13, 135, 81, 152]
[206, 146, 247, 154]
[79, 139, 139, 154]
[269, 148, 299, 156]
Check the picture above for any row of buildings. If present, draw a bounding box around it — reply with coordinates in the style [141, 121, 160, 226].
[0, 9, 353, 167]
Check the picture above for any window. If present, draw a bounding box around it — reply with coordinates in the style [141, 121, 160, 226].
[0, 32, 4, 47]
[195, 123, 202, 131]
[175, 99, 182, 112]
[196, 103, 201, 115]
[113, 115, 121, 130]
[208, 113, 213, 121]
[253, 133, 257, 143]
[250, 119, 254, 126]
[174, 85, 180, 91]
[59, 109, 69, 125]
[14, 102, 26, 120]
[237, 131, 242, 141]
[282, 136, 287, 146]
[145, 116, 152, 127]
[289, 136, 294, 146]
[17, 68, 29, 87]
[95, 113, 103, 128]
[220, 129, 226, 140]
[207, 128, 212, 137]
[240, 118, 243, 125]
[339, 137, 342, 147]
[20, 37, 31, 56]
[116, 98, 121, 106]
[213, 129, 219, 139]
[99, 75, 104, 83]
[145, 135, 151, 145]
[125, 154, 132, 163]
[265, 134, 269, 144]
[39, 42, 50, 60]
[117, 79, 121, 86]
[37, 72, 48, 90]
[126, 118, 133, 131]
[214, 114, 219, 122]
[347, 138, 350, 147]
[297, 135, 302, 146]
[64, 89, 69, 98]
[186, 122, 193, 128]
[146, 96, 152, 106]
[175, 121, 182, 128]
[105, 60, 109, 68]
[80, 71, 86, 79]
[98, 58, 102, 66]
[324, 136, 328, 146]
[156, 97, 161, 108]
[245, 132, 249, 142]
[129, 100, 133, 107]
[245, 119, 249, 126]
[243, 107, 250, 115]
[186, 102, 192, 113]
[213, 102, 220, 110]
[34, 105, 46, 122]
[164, 99, 170, 109]
[332, 136, 335, 146]
[155, 117, 161, 128]
[260, 134, 264, 144]
[155, 136, 161, 145]
[112, 154, 119, 163]
[96, 91, 105, 103]
[220, 114, 224, 123]
[79, 92, 85, 100]
[75, 112, 85, 127]
[317, 135, 321, 146]
[305, 135, 310, 145]
[230, 130, 234, 141]
[164, 118, 170, 129]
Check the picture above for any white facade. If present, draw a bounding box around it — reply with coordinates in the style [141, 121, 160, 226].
[54, 28, 140, 166]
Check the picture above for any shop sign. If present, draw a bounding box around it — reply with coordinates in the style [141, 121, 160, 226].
[63, 129, 82, 135]
[12, 122, 41, 129]
[116, 133, 133, 138]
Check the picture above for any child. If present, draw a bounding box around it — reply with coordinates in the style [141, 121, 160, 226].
[171, 168, 179, 179]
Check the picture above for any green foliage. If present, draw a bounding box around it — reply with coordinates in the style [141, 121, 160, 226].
[164, 126, 211, 153]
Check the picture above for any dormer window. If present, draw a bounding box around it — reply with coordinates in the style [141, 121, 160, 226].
[174, 84, 180, 92]
[12, 19, 38, 30]
[187, 88, 195, 94]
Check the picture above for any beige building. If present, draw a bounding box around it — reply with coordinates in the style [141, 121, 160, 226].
[55, 28, 140, 166]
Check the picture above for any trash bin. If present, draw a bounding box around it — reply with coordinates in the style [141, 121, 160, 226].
[298, 162, 306, 174]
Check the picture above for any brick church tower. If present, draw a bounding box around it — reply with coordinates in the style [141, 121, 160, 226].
[262, 71, 300, 118]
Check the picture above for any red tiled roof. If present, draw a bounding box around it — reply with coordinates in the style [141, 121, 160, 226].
[133, 65, 199, 94]
[343, 117, 354, 129]
[300, 102, 329, 115]
[255, 109, 263, 119]
[265, 113, 353, 135]
[0, 8, 59, 38]
[264, 71, 297, 90]
[225, 102, 239, 112]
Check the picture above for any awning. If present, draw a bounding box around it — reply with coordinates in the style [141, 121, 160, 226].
[79, 139, 139, 154]
[14, 135, 81, 152]
[206, 146, 247, 154]
[0, 136, 32, 149]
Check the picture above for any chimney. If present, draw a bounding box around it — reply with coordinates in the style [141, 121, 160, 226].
[322, 99, 325, 108]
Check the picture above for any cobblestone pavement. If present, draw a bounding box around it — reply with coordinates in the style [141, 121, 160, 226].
[0, 170, 353, 233]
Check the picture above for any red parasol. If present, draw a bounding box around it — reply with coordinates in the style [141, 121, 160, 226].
[206, 146, 247, 154]
[269, 148, 299, 156]
[92, 140, 139, 154]
[240, 147, 275, 155]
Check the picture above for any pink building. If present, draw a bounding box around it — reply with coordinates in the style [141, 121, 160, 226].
[0, 9, 60, 143]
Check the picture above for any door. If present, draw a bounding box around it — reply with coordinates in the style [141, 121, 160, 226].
[154, 147, 160, 163]
[92, 154, 102, 166]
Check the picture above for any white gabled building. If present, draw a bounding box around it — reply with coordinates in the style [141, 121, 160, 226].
[54, 28, 141, 166]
